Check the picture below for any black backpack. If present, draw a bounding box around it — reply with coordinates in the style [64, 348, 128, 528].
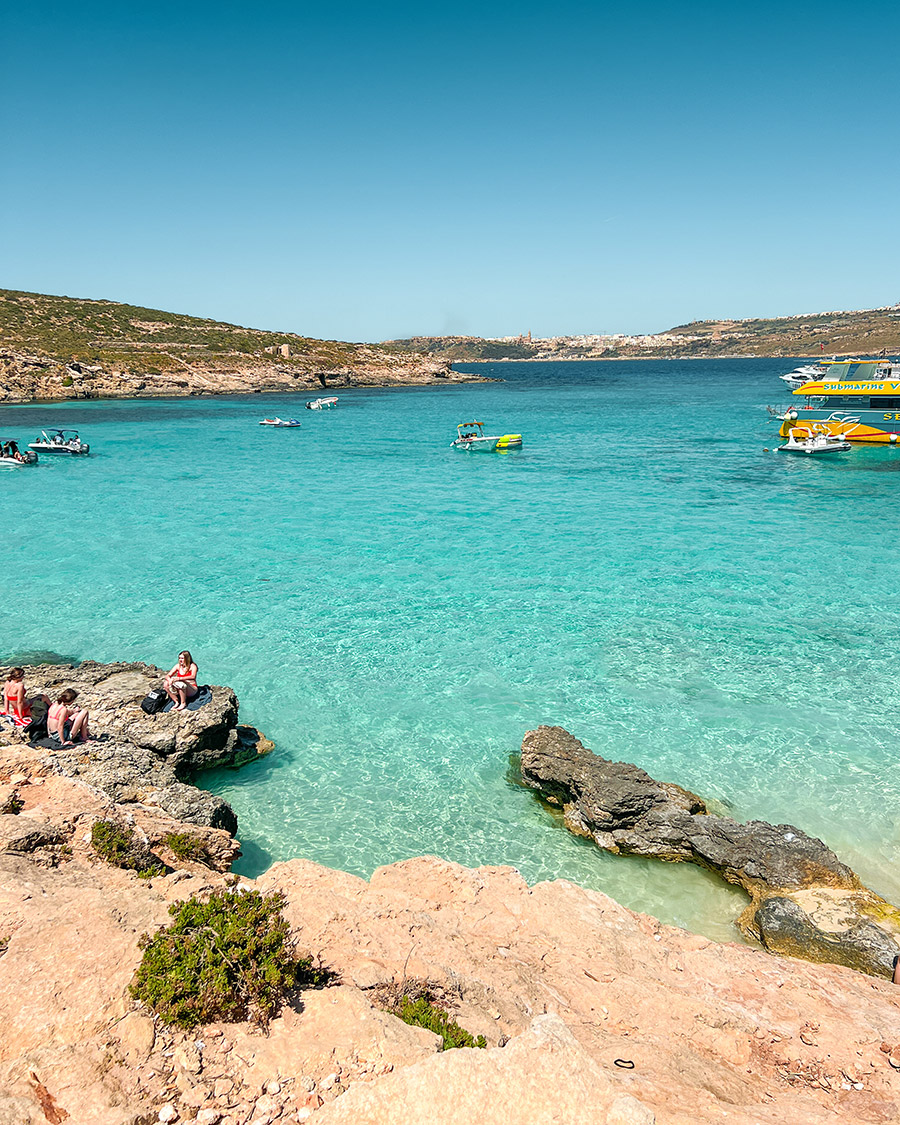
[140, 687, 169, 715]
[23, 698, 49, 741]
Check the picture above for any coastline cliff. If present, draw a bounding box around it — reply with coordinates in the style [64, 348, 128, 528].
[2, 664, 900, 1124]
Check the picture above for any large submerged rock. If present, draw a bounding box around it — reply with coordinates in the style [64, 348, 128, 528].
[12, 660, 272, 832]
[519, 725, 900, 979]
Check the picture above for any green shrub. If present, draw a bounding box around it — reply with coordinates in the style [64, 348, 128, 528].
[163, 831, 209, 864]
[61, 374, 73, 387]
[130, 888, 301, 1028]
[397, 996, 487, 1050]
[91, 818, 165, 876]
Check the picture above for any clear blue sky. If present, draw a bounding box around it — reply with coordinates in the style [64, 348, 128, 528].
[4, 1, 899, 341]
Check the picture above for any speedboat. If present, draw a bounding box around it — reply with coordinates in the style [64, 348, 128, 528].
[28, 429, 89, 455]
[450, 421, 523, 452]
[305, 397, 338, 410]
[777, 426, 852, 455]
[259, 417, 301, 427]
[0, 444, 37, 466]
[779, 363, 828, 389]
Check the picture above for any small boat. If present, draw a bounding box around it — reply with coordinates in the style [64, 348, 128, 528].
[28, 429, 89, 455]
[305, 397, 338, 410]
[777, 426, 852, 455]
[451, 421, 523, 452]
[0, 444, 37, 467]
[779, 363, 828, 389]
[259, 417, 301, 427]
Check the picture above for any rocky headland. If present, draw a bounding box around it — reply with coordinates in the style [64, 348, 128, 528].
[0, 289, 487, 403]
[2, 673, 900, 1124]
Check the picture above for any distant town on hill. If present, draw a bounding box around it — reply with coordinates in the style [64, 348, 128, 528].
[386, 303, 900, 362]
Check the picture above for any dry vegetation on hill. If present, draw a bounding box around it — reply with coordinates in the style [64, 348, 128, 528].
[0, 289, 478, 402]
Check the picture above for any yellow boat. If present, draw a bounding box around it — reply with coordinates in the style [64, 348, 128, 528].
[778, 358, 900, 444]
[451, 421, 523, 452]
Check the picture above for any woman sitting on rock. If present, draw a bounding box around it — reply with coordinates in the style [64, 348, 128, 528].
[47, 688, 91, 746]
[2, 667, 31, 723]
[164, 650, 199, 711]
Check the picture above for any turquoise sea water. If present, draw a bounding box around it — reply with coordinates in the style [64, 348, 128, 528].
[3, 358, 899, 942]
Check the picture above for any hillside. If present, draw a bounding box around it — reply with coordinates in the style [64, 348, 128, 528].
[386, 303, 900, 362]
[0, 289, 480, 402]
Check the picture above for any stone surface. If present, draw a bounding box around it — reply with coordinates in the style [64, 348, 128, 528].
[313, 1013, 651, 1125]
[114, 1012, 156, 1063]
[519, 725, 900, 978]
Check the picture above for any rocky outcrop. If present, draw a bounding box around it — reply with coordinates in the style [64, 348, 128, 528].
[12, 660, 273, 831]
[0, 346, 483, 403]
[519, 725, 900, 979]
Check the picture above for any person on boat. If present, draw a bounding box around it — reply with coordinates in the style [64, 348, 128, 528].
[47, 688, 91, 746]
[164, 650, 199, 711]
[2, 667, 31, 721]
[3, 441, 24, 462]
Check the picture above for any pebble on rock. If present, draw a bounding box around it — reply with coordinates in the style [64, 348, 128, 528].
[158, 1106, 179, 1124]
[254, 1093, 282, 1117]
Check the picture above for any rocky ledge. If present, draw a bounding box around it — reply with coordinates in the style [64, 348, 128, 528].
[3, 707, 900, 1122]
[519, 725, 900, 980]
[0, 347, 487, 403]
[9, 660, 273, 834]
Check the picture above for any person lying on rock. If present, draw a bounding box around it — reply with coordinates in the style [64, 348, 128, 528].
[164, 650, 199, 711]
[47, 688, 91, 746]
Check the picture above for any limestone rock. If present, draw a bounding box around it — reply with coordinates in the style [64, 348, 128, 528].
[519, 725, 900, 978]
[226, 986, 441, 1092]
[312, 1013, 649, 1125]
[114, 1012, 156, 1063]
[0, 813, 67, 855]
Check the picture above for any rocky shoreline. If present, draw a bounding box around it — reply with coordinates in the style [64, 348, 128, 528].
[3, 671, 900, 1124]
[0, 348, 488, 403]
[519, 725, 900, 981]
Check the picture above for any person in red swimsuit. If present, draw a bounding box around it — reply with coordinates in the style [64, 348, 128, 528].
[2, 667, 30, 721]
[164, 650, 199, 711]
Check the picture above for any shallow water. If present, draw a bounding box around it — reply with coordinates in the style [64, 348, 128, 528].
[2, 358, 898, 942]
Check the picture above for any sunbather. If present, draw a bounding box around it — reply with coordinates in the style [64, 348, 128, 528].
[47, 688, 91, 746]
[2, 668, 30, 722]
[164, 650, 199, 711]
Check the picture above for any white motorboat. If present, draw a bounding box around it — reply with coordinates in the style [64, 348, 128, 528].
[0, 442, 37, 467]
[259, 417, 301, 427]
[779, 363, 828, 389]
[450, 421, 523, 452]
[28, 429, 89, 455]
[305, 397, 338, 410]
[777, 426, 852, 455]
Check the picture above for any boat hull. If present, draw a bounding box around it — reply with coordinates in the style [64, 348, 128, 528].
[779, 409, 900, 444]
[27, 445, 88, 455]
[452, 434, 523, 452]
